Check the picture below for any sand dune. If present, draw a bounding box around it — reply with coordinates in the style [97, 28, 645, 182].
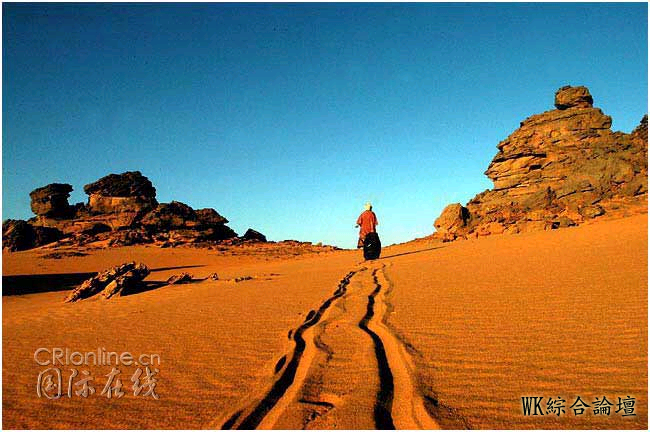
[2, 214, 647, 429]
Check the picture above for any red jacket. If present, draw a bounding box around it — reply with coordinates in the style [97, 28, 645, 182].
[357, 210, 378, 238]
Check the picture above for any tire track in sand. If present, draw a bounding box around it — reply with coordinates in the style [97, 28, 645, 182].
[365, 265, 440, 430]
[218, 264, 439, 429]
[218, 270, 359, 429]
[357, 268, 395, 429]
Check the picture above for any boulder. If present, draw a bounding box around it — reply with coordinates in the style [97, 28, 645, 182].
[195, 208, 229, 225]
[107, 229, 153, 247]
[65, 262, 150, 302]
[102, 266, 150, 300]
[578, 205, 605, 219]
[167, 273, 193, 284]
[554, 85, 594, 110]
[84, 172, 158, 223]
[141, 201, 196, 230]
[3, 220, 35, 251]
[29, 183, 74, 218]
[553, 216, 577, 228]
[83, 171, 156, 198]
[141, 201, 237, 242]
[242, 228, 267, 242]
[200, 225, 238, 241]
[433, 203, 469, 236]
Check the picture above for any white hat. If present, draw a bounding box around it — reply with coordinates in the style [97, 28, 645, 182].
[364, 202, 372, 210]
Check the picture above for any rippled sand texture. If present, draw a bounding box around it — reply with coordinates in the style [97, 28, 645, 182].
[2, 214, 647, 429]
[3, 247, 360, 429]
[386, 214, 647, 429]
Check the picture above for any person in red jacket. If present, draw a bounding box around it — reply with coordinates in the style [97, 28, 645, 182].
[356, 202, 378, 248]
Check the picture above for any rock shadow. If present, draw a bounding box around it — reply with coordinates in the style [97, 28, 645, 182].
[3, 272, 97, 296]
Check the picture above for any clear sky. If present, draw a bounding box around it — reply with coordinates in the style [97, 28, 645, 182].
[2, 2, 648, 248]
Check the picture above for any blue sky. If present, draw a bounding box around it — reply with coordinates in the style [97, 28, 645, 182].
[3, 2, 648, 248]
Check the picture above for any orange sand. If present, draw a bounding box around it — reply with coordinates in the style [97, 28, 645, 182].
[2, 214, 647, 429]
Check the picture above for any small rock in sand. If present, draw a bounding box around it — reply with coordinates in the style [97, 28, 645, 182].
[167, 272, 193, 284]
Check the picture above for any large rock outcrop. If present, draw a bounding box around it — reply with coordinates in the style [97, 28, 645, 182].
[434, 86, 647, 240]
[29, 172, 157, 233]
[4, 171, 242, 251]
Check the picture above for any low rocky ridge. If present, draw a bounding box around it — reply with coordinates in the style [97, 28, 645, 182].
[434, 86, 647, 241]
[3, 171, 256, 251]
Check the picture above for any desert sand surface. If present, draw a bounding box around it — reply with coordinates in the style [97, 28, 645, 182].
[2, 214, 647, 429]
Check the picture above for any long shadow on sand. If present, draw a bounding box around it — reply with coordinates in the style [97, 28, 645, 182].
[379, 245, 445, 260]
[3, 265, 206, 296]
[120, 281, 169, 297]
[149, 265, 206, 273]
[118, 277, 208, 297]
[2, 272, 98, 296]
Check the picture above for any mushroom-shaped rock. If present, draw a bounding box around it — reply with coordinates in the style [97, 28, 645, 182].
[29, 183, 74, 217]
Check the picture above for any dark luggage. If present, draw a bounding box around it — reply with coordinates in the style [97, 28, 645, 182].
[363, 232, 381, 260]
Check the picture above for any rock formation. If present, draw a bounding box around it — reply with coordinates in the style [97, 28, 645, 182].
[141, 201, 237, 244]
[65, 262, 150, 302]
[83, 171, 158, 229]
[2, 219, 63, 252]
[29, 183, 74, 218]
[242, 228, 267, 242]
[28, 171, 157, 234]
[166, 273, 193, 284]
[3, 171, 246, 251]
[434, 86, 647, 240]
[433, 204, 470, 241]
